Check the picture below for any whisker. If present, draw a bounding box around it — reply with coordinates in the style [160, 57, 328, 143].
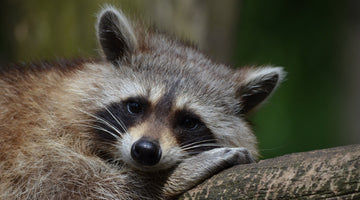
[186, 151, 209, 156]
[182, 134, 216, 143]
[102, 105, 128, 133]
[180, 138, 217, 149]
[181, 143, 221, 152]
[179, 136, 213, 146]
[77, 124, 121, 140]
[91, 98, 129, 134]
[73, 107, 123, 138]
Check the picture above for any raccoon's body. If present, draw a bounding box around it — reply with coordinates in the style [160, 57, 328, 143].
[0, 6, 285, 200]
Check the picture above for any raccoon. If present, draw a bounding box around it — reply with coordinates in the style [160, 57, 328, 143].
[0, 6, 285, 200]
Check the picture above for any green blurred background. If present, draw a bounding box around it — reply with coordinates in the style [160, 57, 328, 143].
[1, 0, 358, 159]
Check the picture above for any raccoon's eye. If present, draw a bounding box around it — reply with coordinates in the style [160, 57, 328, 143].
[180, 117, 201, 130]
[127, 101, 143, 114]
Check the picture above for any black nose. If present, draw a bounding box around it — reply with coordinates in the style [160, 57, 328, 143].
[131, 138, 162, 166]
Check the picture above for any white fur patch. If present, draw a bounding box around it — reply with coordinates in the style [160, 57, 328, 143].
[149, 85, 166, 103]
[243, 66, 286, 87]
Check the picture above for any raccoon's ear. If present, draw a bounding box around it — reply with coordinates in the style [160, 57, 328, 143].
[96, 6, 137, 64]
[235, 67, 285, 114]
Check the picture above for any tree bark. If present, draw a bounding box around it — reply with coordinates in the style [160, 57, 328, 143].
[179, 145, 360, 199]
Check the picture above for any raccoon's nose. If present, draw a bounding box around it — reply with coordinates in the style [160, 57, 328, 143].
[131, 138, 162, 166]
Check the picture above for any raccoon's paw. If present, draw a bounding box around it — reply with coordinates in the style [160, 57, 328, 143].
[193, 147, 255, 171]
[162, 147, 254, 199]
[214, 147, 256, 166]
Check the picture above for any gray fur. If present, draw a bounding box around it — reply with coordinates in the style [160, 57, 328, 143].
[91, 6, 285, 198]
[0, 6, 285, 200]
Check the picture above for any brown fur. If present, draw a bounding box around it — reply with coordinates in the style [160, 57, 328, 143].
[0, 6, 285, 199]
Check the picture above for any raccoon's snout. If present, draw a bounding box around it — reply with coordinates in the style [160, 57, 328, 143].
[131, 138, 162, 166]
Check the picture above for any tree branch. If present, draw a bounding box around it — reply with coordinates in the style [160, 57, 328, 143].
[179, 144, 360, 199]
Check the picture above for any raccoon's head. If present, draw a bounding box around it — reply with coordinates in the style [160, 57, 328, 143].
[89, 6, 285, 171]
